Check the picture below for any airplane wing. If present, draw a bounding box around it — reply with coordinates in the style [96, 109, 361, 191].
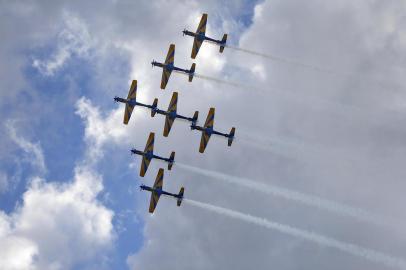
[140, 133, 155, 177]
[123, 80, 138, 124]
[204, 107, 214, 129]
[165, 44, 175, 65]
[144, 132, 155, 153]
[167, 92, 178, 112]
[163, 92, 178, 137]
[160, 70, 172, 89]
[160, 45, 175, 89]
[164, 116, 175, 137]
[140, 156, 151, 177]
[199, 108, 214, 153]
[127, 80, 137, 99]
[199, 131, 211, 153]
[124, 105, 134, 125]
[149, 168, 164, 213]
[191, 14, 207, 59]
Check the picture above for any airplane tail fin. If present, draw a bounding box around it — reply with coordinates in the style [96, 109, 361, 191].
[228, 127, 235, 146]
[192, 111, 199, 125]
[177, 187, 184, 207]
[189, 63, 196, 82]
[151, 98, 158, 117]
[168, 151, 175, 170]
[219, 34, 227, 53]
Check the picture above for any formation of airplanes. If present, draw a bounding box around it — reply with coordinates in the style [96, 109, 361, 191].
[115, 13, 234, 213]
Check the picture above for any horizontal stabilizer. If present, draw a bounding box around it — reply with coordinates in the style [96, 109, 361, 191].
[192, 111, 199, 125]
[168, 151, 175, 170]
[228, 127, 235, 146]
[177, 187, 184, 206]
[151, 98, 158, 117]
[219, 34, 227, 53]
[189, 63, 196, 82]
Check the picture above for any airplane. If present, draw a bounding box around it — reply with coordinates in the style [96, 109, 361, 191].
[151, 92, 199, 137]
[151, 44, 196, 89]
[191, 108, 235, 153]
[140, 168, 184, 213]
[114, 80, 156, 124]
[183, 13, 228, 59]
[131, 132, 175, 177]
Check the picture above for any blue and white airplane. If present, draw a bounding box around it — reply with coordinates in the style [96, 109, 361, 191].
[183, 13, 227, 59]
[152, 44, 196, 89]
[140, 168, 184, 213]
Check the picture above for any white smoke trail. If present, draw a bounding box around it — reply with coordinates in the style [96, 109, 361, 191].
[224, 44, 406, 91]
[177, 163, 391, 229]
[191, 71, 369, 123]
[185, 198, 406, 270]
[236, 129, 362, 165]
[194, 73, 253, 90]
[174, 69, 260, 90]
[225, 44, 337, 75]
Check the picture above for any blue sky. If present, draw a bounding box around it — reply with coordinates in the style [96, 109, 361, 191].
[0, 1, 260, 269]
[2, 1, 406, 270]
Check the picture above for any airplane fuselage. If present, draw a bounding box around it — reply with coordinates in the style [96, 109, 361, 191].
[140, 185, 180, 198]
[191, 124, 229, 137]
[145, 150, 154, 160]
[153, 61, 191, 74]
[114, 97, 154, 109]
[168, 111, 177, 119]
[153, 108, 194, 122]
[131, 148, 172, 163]
[183, 30, 224, 44]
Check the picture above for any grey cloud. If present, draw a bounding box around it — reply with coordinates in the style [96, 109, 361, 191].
[127, 1, 406, 270]
[2, 0, 406, 269]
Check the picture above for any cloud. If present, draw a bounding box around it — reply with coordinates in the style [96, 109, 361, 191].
[0, 168, 114, 270]
[2, 0, 406, 269]
[0, 96, 119, 269]
[6, 121, 47, 176]
[75, 96, 130, 163]
[0, 171, 9, 193]
[127, 1, 406, 270]
[32, 11, 94, 76]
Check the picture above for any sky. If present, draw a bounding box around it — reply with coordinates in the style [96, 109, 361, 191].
[1, 0, 406, 269]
